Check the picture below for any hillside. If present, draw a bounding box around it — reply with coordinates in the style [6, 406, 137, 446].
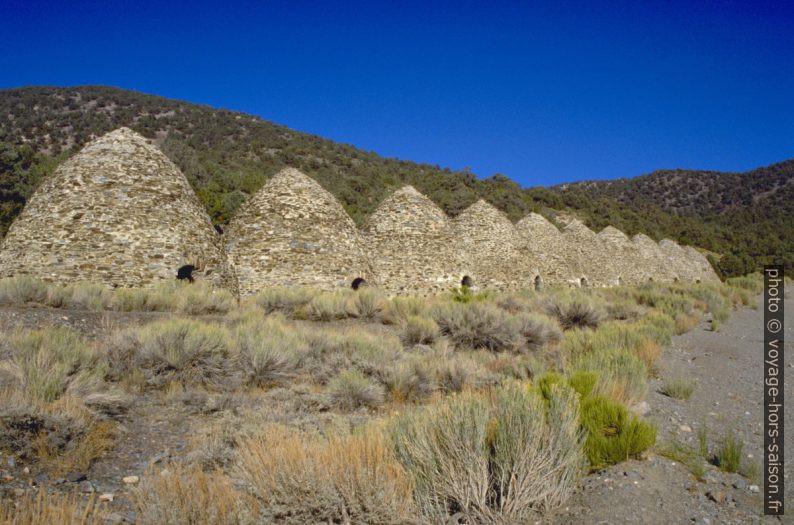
[1, 85, 791, 277]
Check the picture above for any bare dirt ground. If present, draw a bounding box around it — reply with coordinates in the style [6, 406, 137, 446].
[554, 289, 793, 525]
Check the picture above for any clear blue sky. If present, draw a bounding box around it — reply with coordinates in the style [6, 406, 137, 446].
[1, 0, 793, 186]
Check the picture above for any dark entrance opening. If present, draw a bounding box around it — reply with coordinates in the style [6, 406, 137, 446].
[696, 279, 701, 284]
[674, 277, 679, 283]
[461, 275, 473, 288]
[534, 275, 543, 291]
[214, 224, 224, 235]
[177, 265, 196, 283]
[351, 277, 367, 290]
[580, 277, 588, 288]
[617, 276, 623, 285]
[648, 277, 654, 282]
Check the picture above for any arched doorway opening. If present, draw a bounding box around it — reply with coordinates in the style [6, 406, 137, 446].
[580, 277, 588, 288]
[534, 275, 543, 291]
[617, 276, 623, 286]
[177, 264, 196, 283]
[351, 277, 367, 290]
[461, 275, 474, 288]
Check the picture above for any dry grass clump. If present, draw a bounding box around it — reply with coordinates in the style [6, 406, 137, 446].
[563, 322, 660, 370]
[400, 315, 440, 346]
[302, 327, 402, 384]
[327, 368, 386, 410]
[546, 297, 605, 330]
[431, 302, 524, 352]
[515, 313, 562, 351]
[236, 426, 415, 525]
[391, 383, 584, 522]
[0, 327, 124, 473]
[0, 275, 49, 304]
[574, 350, 647, 406]
[304, 292, 354, 321]
[0, 490, 106, 525]
[108, 318, 238, 390]
[348, 288, 386, 320]
[379, 296, 429, 325]
[382, 359, 436, 403]
[661, 377, 696, 400]
[232, 316, 307, 388]
[674, 312, 701, 334]
[254, 286, 317, 315]
[133, 464, 254, 525]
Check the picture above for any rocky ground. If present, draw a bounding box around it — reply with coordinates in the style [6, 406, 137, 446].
[554, 289, 793, 524]
[0, 290, 791, 524]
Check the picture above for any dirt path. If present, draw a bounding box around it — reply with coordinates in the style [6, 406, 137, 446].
[553, 289, 792, 524]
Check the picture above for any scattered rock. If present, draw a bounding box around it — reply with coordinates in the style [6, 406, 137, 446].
[749, 485, 760, 493]
[631, 401, 651, 416]
[22, 466, 29, 474]
[33, 473, 48, 485]
[732, 479, 748, 490]
[122, 475, 139, 484]
[6, 457, 15, 468]
[706, 490, 726, 504]
[679, 424, 692, 432]
[99, 492, 114, 502]
[66, 471, 87, 483]
[79, 480, 95, 493]
[106, 513, 124, 524]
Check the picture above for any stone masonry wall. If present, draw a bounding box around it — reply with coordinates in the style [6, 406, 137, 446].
[451, 200, 527, 291]
[360, 186, 470, 295]
[0, 136, 720, 295]
[0, 128, 236, 292]
[224, 167, 373, 296]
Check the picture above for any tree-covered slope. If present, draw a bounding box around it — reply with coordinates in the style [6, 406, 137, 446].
[1, 85, 791, 277]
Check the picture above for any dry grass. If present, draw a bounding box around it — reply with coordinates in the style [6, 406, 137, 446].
[391, 383, 584, 522]
[432, 302, 524, 352]
[327, 368, 385, 410]
[236, 426, 415, 524]
[133, 463, 253, 525]
[0, 490, 106, 525]
[400, 315, 440, 346]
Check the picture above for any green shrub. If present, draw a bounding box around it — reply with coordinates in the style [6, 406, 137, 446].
[716, 433, 743, 473]
[659, 440, 706, 480]
[449, 285, 489, 303]
[568, 371, 598, 398]
[303, 328, 402, 383]
[580, 396, 656, 468]
[327, 369, 385, 410]
[431, 303, 523, 352]
[176, 283, 236, 314]
[661, 378, 696, 400]
[399, 315, 439, 346]
[637, 312, 675, 346]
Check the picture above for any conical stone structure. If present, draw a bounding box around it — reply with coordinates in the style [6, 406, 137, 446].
[683, 246, 720, 283]
[597, 226, 637, 285]
[561, 217, 616, 287]
[361, 186, 468, 295]
[451, 200, 526, 290]
[659, 239, 696, 282]
[631, 233, 676, 282]
[224, 168, 373, 296]
[515, 212, 572, 286]
[0, 128, 235, 291]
